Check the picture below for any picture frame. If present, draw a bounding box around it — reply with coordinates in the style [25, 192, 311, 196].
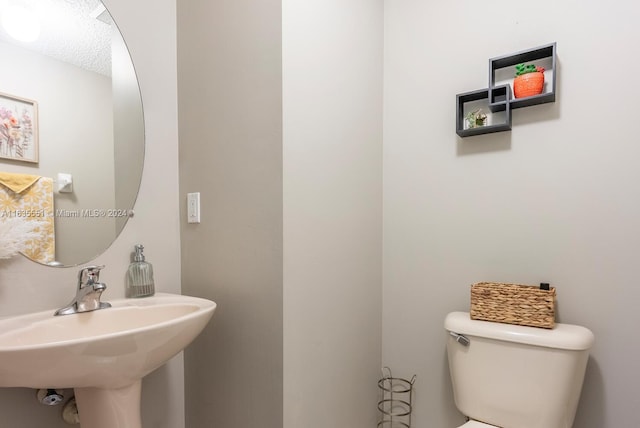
[0, 92, 39, 163]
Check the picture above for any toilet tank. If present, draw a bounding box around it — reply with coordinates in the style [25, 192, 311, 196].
[445, 312, 594, 428]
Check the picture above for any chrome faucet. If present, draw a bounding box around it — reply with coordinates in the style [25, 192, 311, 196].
[54, 265, 112, 316]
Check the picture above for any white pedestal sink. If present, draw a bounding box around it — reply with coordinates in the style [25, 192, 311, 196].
[0, 293, 216, 428]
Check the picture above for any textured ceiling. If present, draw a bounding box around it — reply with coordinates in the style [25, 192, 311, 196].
[0, 0, 112, 76]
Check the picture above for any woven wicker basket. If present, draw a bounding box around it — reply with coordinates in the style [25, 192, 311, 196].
[470, 282, 556, 329]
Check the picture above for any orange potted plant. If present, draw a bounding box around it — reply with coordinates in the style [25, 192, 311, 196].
[513, 63, 545, 98]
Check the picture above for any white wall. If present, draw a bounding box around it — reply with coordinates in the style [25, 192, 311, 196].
[283, 1, 383, 427]
[383, 1, 640, 427]
[0, 0, 182, 426]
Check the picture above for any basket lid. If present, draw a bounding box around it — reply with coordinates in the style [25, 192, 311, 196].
[445, 312, 594, 350]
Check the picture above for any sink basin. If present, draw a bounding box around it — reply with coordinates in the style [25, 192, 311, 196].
[0, 293, 216, 428]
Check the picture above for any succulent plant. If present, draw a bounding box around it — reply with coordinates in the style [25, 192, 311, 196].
[515, 63, 545, 77]
[465, 109, 487, 129]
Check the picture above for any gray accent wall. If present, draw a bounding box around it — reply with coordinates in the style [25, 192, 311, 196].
[177, 1, 284, 427]
[178, 1, 383, 427]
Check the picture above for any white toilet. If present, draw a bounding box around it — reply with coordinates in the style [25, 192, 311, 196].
[444, 311, 594, 428]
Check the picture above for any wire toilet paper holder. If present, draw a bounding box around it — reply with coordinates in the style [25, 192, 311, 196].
[377, 366, 416, 428]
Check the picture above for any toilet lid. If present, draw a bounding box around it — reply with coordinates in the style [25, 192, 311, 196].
[458, 421, 499, 428]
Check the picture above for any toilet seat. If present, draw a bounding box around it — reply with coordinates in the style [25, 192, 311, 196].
[457, 421, 499, 428]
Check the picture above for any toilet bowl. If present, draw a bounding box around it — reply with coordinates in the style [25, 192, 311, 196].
[445, 311, 594, 428]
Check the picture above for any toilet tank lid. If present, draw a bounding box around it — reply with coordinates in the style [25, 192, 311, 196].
[444, 312, 595, 350]
[459, 422, 499, 428]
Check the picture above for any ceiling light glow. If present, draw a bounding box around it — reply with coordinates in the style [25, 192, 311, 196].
[1, 4, 41, 43]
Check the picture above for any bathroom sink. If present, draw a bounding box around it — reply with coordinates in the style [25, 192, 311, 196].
[0, 293, 216, 428]
[0, 292, 215, 388]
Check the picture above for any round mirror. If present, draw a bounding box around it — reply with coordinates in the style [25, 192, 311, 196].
[0, 0, 144, 266]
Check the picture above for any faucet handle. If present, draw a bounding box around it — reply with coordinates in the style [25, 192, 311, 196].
[78, 265, 106, 288]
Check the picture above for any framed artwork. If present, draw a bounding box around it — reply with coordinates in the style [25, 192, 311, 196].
[0, 92, 38, 163]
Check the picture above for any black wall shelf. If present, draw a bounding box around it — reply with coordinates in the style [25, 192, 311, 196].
[489, 43, 556, 111]
[456, 42, 557, 137]
[456, 85, 512, 138]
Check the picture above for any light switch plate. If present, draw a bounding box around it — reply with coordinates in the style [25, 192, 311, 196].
[187, 192, 200, 224]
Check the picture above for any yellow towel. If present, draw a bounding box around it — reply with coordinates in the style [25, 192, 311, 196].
[0, 176, 55, 264]
[0, 172, 41, 194]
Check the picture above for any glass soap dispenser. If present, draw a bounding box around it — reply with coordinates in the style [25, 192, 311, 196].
[126, 244, 155, 297]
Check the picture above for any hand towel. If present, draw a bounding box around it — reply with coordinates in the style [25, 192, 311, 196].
[0, 171, 41, 194]
[0, 175, 55, 264]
